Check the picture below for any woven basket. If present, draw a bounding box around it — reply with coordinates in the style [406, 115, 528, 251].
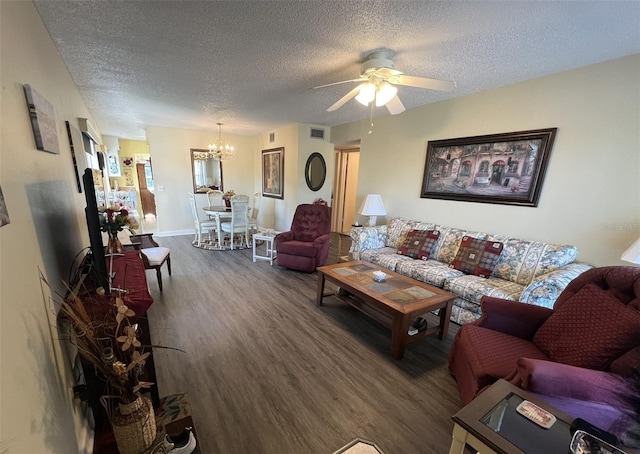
[111, 396, 157, 454]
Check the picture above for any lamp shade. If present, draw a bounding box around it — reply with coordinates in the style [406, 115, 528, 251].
[359, 194, 386, 227]
[621, 236, 640, 264]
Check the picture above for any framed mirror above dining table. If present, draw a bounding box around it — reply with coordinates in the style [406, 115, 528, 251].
[191, 148, 223, 193]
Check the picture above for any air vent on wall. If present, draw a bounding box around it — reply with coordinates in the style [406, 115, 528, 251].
[310, 128, 325, 139]
[269, 132, 275, 143]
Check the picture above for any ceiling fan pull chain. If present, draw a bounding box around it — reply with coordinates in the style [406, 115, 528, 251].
[368, 98, 375, 134]
[368, 90, 377, 134]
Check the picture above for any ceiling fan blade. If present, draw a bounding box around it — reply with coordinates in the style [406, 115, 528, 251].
[327, 85, 363, 112]
[312, 78, 365, 89]
[385, 95, 405, 115]
[396, 74, 455, 92]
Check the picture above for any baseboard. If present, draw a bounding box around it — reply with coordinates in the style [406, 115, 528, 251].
[153, 230, 193, 238]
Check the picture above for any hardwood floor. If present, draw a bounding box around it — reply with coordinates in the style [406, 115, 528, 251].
[145, 234, 464, 454]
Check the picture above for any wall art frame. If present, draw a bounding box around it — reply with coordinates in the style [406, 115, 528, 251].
[107, 154, 121, 177]
[64, 120, 84, 192]
[24, 84, 60, 154]
[420, 128, 557, 207]
[262, 147, 284, 199]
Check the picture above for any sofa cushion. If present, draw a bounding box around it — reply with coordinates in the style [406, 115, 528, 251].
[397, 229, 440, 260]
[385, 217, 436, 249]
[533, 283, 640, 370]
[444, 275, 523, 305]
[489, 236, 579, 286]
[449, 236, 503, 277]
[432, 226, 487, 264]
[396, 259, 465, 288]
[360, 247, 415, 272]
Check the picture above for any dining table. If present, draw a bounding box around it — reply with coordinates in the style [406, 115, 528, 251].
[202, 205, 252, 248]
[202, 205, 232, 247]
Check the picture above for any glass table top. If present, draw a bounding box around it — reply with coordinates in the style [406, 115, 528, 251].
[480, 392, 573, 453]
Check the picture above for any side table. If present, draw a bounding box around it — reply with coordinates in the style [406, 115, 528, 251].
[449, 379, 574, 454]
[253, 232, 278, 265]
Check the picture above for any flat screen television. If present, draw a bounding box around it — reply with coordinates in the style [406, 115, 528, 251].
[82, 168, 108, 290]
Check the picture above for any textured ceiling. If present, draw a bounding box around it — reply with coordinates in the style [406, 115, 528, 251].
[33, 1, 640, 140]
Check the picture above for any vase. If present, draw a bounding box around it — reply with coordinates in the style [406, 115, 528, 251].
[225, 198, 231, 207]
[107, 232, 123, 254]
[111, 396, 157, 454]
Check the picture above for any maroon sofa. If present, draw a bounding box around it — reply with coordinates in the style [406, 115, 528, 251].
[448, 266, 640, 446]
[275, 204, 331, 272]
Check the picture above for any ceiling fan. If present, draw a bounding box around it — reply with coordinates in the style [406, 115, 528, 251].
[314, 49, 455, 115]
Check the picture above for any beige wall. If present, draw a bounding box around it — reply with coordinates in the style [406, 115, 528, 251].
[145, 123, 335, 236]
[146, 126, 256, 234]
[332, 54, 640, 266]
[297, 125, 335, 207]
[1, 2, 100, 452]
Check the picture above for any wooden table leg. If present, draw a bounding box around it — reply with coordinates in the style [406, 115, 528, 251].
[316, 272, 326, 306]
[438, 299, 453, 340]
[391, 314, 411, 359]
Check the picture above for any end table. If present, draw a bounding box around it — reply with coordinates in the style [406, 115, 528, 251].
[253, 231, 279, 265]
[449, 379, 574, 454]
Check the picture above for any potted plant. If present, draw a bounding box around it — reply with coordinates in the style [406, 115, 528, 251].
[98, 205, 139, 253]
[223, 189, 235, 207]
[60, 290, 159, 453]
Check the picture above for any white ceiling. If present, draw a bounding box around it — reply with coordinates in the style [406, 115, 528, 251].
[33, 1, 640, 140]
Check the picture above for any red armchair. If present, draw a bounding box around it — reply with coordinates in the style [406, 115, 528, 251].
[275, 204, 332, 272]
[448, 267, 640, 445]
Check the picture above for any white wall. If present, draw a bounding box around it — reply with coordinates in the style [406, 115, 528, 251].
[1, 2, 100, 452]
[332, 54, 640, 266]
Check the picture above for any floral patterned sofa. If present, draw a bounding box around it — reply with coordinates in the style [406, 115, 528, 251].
[349, 217, 593, 324]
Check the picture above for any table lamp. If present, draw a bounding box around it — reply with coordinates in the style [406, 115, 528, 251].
[621, 236, 640, 264]
[359, 194, 386, 227]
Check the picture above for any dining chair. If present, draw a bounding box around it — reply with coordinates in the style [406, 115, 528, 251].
[188, 192, 217, 246]
[128, 233, 171, 291]
[206, 189, 224, 207]
[220, 194, 250, 250]
[248, 191, 260, 233]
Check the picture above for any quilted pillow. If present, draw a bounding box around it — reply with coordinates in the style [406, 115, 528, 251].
[449, 236, 503, 277]
[533, 283, 640, 370]
[397, 229, 440, 260]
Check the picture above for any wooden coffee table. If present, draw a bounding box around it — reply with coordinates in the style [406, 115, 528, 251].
[316, 261, 455, 359]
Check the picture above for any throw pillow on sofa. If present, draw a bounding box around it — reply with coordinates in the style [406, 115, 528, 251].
[449, 236, 503, 278]
[397, 229, 440, 260]
[533, 283, 640, 370]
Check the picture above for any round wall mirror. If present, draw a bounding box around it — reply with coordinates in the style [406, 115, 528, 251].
[305, 152, 326, 192]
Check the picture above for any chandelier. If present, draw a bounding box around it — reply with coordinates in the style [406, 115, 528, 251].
[208, 123, 234, 161]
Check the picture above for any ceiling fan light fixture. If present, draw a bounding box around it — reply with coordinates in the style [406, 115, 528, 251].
[355, 83, 376, 106]
[375, 82, 397, 106]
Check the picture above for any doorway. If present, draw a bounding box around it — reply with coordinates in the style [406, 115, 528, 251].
[136, 161, 156, 217]
[331, 147, 360, 234]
